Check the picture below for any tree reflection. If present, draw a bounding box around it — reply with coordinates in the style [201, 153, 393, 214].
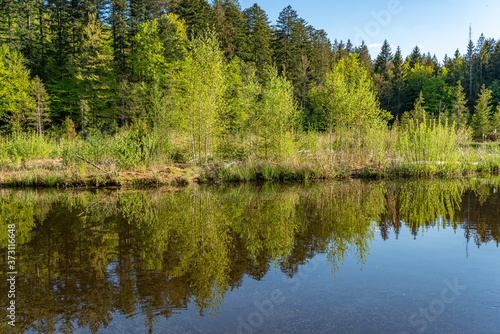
[0, 177, 499, 333]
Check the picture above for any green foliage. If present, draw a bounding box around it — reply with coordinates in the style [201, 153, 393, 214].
[472, 85, 492, 140]
[313, 54, 390, 162]
[182, 32, 227, 164]
[259, 68, 297, 159]
[490, 105, 500, 141]
[410, 91, 427, 126]
[450, 81, 470, 130]
[71, 13, 115, 125]
[29, 75, 51, 134]
[0, 45, 34, 132]
[421, 75, 453, 118]
[396, 118, 470, 175]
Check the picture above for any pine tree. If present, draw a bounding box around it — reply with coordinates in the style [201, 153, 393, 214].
[273, 5, 312, 102]
[472, 84, 492, 141]
[491, 41, 500, 83]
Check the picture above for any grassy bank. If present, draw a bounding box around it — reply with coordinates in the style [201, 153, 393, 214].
[0, 126, 499, 188]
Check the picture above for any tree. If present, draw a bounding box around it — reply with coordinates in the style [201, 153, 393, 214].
[421, 76, 452, 120]
[390, 46, 405, 116]
[259, 68, 297, 159]
[444, 50, 467, 86]
[111, 0, 129, 76]
[168, 0, 213, 38]
[314, 54, 390, 162]
[466, 26, 475, 100]
[491, 105, 500, 141]
[132, 14, 189, 80]
[411, 91, 426, 126]
[450, 81, 469, 130]
[30, 75, 51, 134]
[182, 32, 227, 164]
[0, 45, 34, 132]
[71, 13, 114, 127]
[273, 4, 311, 99]
[374, 40, 392, 76]
[472, 85, 492, 141]
[409, 45, 423, 67]
[212, 0, 247, 60]
[355, 41, 372, 74]
[243, 3, 273, 81]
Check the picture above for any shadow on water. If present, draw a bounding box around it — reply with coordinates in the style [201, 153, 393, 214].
[0, 177, 499, 333]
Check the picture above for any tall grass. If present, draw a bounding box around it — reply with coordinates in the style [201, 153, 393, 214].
[1, 118, 498, 186]
[395, 119, 472, 176]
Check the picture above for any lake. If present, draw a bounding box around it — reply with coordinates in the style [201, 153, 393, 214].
[1, 178, 499, 333]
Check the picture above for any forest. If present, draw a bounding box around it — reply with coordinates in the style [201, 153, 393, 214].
[1, 0, 500, 181]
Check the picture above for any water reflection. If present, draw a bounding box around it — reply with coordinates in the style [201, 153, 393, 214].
[0, 178, 499, 333]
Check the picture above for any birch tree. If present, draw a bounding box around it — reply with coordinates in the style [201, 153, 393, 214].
[184, 32, 227, 164]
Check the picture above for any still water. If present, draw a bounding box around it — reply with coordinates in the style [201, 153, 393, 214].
[1, 178, 499, 333]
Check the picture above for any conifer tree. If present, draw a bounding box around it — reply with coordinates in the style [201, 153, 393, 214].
[355, 41, 372, 74]
[411, 91, 426, 126]
[409, 46, 423, 67]
[168, 0, 213, 38]
[0, 45, 34, 132]
[450, 81, 469, 130]
[374, 40, 392, 76]
[212, 0, 247, 60]
[71, 13, 114, 126]
[243, 3, 273, 82]
[111, 0, 129, 76]
[391, 46, 405, 115]
[491, 105, 500, 141]
[472, 84, 492, 141]
[30, 75, 51, 134]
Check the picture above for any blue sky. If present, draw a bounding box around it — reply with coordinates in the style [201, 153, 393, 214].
[238, 0, 500, 62]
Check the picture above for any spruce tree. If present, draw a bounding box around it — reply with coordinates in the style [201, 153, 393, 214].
[243, 3, 272, 82]
[451, 81, 469, 130]
[374, 39, 392, 76]
[355, 41, 372, 74]
[391, 46, 405, 115]
[409, 46, 423, 67]
[472, 84, 492, 140]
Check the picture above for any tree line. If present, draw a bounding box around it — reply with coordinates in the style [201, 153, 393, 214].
[1, 0, 500, 144]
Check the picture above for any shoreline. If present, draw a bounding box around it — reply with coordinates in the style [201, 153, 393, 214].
[1, 159, 498, 189]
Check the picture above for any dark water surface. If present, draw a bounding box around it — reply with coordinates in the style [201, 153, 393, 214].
[1, 178, 499, 333]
